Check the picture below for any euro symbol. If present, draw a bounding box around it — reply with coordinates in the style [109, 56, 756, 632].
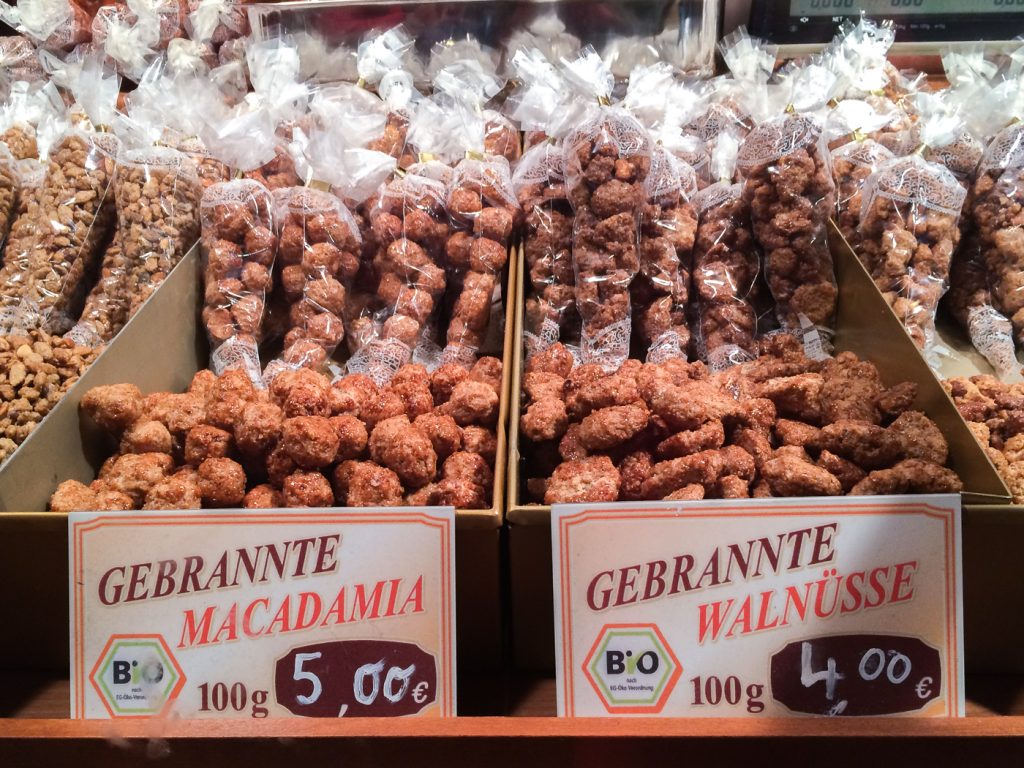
[915, 677, 933, 699]
[412, 681, 429, 704]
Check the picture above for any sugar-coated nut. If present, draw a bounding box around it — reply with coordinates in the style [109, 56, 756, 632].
[205, 369, 257, 429]
[283, 471, 334, 507]
[143, 472, 203, 510]
[369, 415, 437, 488]
[521, 398, 568, 442]
[236, 401, 284, 455]
[266, 443, 297, 488]
[443, 450, 493, 491]
[414, 413, 463, 460]
[339, 462, 404, 507]
[184, 424, 234, 466]
[431, 363, 468, 404]
[330, 414, 368, 461]
[525, 343, 574, 378]
[244, 484, 283, 509]
[468, 356, 503, 395]
[446, 380, 499, 427]
[282, 416, 341, 468]
[198, 457, 246, 507]
[81, 383, 144, 433]
[120, 420, 173, 455]
[104, 453, 175, 505]
[545, 456, 621, 504]
[50, 480, 99, 512]
[462, 426, 497, 463]
[361, 390, 406, 431]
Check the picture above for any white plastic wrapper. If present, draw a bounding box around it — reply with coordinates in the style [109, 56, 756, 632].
[502, 13, 581, 76]
[503, 47, 586, 149]
[186, 0, 247, 46]
[292, 31, 357, 84]
[826, 99, 899, 249]
[92, 0, 185, 81]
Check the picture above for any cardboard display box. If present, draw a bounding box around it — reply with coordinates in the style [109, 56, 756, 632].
[505, 227, 1019, 671]
[0, 245, 516, 674]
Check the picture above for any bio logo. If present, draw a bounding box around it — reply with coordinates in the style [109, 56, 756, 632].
[582, 623, 681, 714]
[90, 634, 185, 717]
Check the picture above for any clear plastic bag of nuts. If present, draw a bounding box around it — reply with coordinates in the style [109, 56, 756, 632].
[200, 178, 276, 383]
[0, 35, 47, 88]
[858, 153, 967, 356]
[824, 97, 901, 252]
[65, 231, 130, 347]
[561, 48, 652, 371]
[634, 144, 698, 362]
[736, 48, 840, 352]
[946, 233, 1022, 381]
[0, 0, 92, 53]
[443, 153, 519, 367]
[263, 186, 363, 383]
[0, 143, 20, 250]
[353, 166, 450, 384]
[513, 139, 578, 357]
[115, 145, 201, 316]
[9, 129, 122, 335]
[0, 158, 47, 326]
[972, 120, 1024, 348]
[693, 133, 763, 371]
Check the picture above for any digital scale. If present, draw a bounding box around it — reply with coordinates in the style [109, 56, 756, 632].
[746, 0, 1024, 51]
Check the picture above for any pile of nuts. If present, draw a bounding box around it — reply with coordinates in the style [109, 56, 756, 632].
[945, 375, 1024, 502]
[0, 330, 98, 463]
[520, 335, 962, 504]
[49, 356, 502, 511]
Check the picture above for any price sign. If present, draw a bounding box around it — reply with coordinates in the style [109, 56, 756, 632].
[70, 508, 456, 719]
[553, 496, 963, 717]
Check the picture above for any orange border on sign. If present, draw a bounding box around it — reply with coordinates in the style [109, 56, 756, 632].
[72, 511, 454, 718]
[557, 502, 959, 717]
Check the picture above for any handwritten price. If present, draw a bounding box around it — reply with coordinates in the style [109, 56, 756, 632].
[275, 640, 437, 717]
[770, 634, 941, 716]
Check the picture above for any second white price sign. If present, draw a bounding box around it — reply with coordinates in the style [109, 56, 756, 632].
[552, 496, 963, 717]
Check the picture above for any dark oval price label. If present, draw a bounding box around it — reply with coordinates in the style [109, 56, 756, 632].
[275, 640, 437, 717]
[770, 634, 941, 716]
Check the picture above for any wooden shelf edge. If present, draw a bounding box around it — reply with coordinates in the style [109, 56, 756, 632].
[3, 716, 1024, 740]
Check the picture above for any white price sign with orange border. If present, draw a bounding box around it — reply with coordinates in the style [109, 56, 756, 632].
[70, 508, 456, 719]
[553, 496, 963, 717]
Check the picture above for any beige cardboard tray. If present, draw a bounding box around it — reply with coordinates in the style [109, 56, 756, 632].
[506, 224, 1011, 526]
[0, 244, 517, 529]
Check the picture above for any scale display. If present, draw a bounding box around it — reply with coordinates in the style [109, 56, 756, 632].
[791, 0, 1024, 15]
[750, 0, 1024, 43]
